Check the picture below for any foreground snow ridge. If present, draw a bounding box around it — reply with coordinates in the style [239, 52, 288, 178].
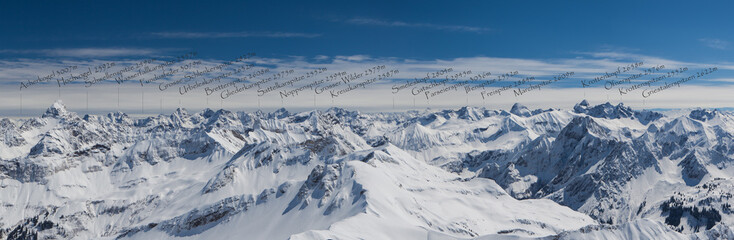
[1, 100, 734, 239]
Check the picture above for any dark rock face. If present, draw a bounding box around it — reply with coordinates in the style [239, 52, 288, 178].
[661, 196, 722, 232]
[573, 100, 663, 124]
[286, 163, 346, 213]
[690, 109, 718, 122]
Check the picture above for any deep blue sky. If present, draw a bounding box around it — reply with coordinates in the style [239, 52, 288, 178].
[1, 0, 733, 115]
[1, 0, 732, 62]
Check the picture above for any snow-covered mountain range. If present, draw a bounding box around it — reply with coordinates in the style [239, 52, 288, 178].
[1, 100, 734, 239]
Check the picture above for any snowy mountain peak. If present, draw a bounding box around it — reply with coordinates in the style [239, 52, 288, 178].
[41, 100, 70, 118]
[689, 108, 719, 122]
[579, 99, 590, 107]
[574, 101, 632, 118]
[663, 116, 706, 135]
[559, 116, 608, 139]
[324, 107, 358, 116]
[269, 107, 291, 119]
[510, 103, 531, 117]
[173, 107, 189, 116]
[573, 99, 591, 112]
[573, 101, 662, 124]
[455, 106, 485, 120]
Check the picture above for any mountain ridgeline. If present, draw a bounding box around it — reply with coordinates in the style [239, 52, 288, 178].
[1, 100, 733, 239]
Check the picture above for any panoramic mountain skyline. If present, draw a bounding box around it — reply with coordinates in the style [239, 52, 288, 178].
[3, 1, 734, 239]
[1, 99, 734, 239]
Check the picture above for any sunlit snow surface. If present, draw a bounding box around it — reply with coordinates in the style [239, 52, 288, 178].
[1, 100, 734, 239]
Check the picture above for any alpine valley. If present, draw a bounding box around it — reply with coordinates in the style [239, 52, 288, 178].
[1, 100, 733, 240]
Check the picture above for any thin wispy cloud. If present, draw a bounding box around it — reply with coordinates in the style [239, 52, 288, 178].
[47, 48, 159, 57]
[151, 31, 322, 39]
[334, 55, 371, 62]
[0, 48, 159, 57]
[346, 18, 490, 33]
[1, 52, 733, 115]
[699, 38, 729, 50]
[702, 78, 734, 83]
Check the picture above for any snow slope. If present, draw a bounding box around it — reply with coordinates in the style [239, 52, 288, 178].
[1, 100, 733, 239]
